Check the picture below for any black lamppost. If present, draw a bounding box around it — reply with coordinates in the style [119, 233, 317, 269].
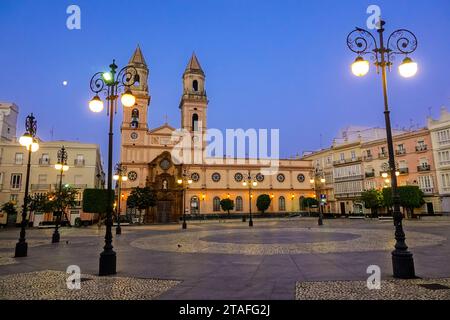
[15, 114, 39, 257]
[310, 170, 326, 226]
[177, 169, 193, 229]
[88, 60, 138, 276]
[242, 171, 257, 227]
[52, 146, 69, 243]
[346, 19, 418, 279]
[113, 163, 128, 235]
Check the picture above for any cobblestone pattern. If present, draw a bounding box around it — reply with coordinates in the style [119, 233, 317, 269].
[296, 278, 450, 300]
[130, 227, 446, 255]
[0, 270, 180, 300]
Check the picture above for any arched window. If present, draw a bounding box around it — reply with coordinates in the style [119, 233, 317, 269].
[131, 108, 139, 128]
[279, 196, 286, 211]
[235, 196, 243, 211]
[192, 113, 199, 132]
[193, 80, 199, 92]
[213, 196, 221, 212]
[131, 108, 139, 120]
[191, 196, 200, 214]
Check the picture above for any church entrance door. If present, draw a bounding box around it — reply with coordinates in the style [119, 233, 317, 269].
[157, 201, 172, 223]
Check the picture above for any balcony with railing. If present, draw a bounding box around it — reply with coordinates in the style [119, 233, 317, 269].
[31, 184, 52, 191]
[398, 167, 409, 175]
[395, 149, 407, 156]
[378, 152, 388, 159]
[417, 164, 431, 172]
[74, 159, 85, 167]
[421, 187, 434, 195]
[415, 145, 428, 152]
[39, 158, 51, 166]
[333, 157, 362, 166]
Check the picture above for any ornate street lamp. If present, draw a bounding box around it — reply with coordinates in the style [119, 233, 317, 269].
[113, 163, 128, 235]
[177, 169, 193, 229]
[347, 19, 418, 279]
[242, 171, 258, 227]
[52, 146, 69, 243]
[310, 168, 326, 226]
[15, 114, 39, 257]
[88, 60, 138, 276]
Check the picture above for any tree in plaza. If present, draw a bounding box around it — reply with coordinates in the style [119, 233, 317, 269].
[382, 186, 425, 218]
[1, 202, 18, 226]
[83, 189, 114, 225]
[256, 194, 271, 214]
[126, 187, 157, 224]
[361, 189, 383, 217]
[220, 198, 234, 215]
[47, 186, 79, 225]
[301, 197, 319, 213]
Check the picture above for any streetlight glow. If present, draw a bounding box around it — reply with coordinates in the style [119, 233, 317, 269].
[351, 56, 370, 77]
[121, 89, 136, 107]
[399, 57, 418, 78]
[19, 134, 33, 148]
[89, 95, 104, 113]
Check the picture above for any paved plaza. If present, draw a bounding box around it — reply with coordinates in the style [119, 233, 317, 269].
[1, 217, 450, 300]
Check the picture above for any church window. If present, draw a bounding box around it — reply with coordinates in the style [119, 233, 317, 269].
[213, 196, 221, 212]
[192, 113, 199, 131]
[236, 196, 243, 211]
[193, 80, 198, 92]
[278, 196, 286, 211]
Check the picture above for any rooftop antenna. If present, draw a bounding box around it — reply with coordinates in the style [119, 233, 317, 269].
[428, 106, 432, 118]
[319, 133, 323, 149]
[164, 114, 168, 125]
[50, 126, 54, 140]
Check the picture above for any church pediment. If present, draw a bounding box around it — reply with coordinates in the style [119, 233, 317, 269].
[148, 124, 176, 135]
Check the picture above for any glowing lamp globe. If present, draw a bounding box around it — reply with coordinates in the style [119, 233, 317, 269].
[102, 72, 113, 83]
[63, 165, 69, 172]
[55, 163, 63, 170]
[399, 57, 418, 78]
[121, 90, 136, 107]
[28, 140, 39, 153]
[252, 182, 258, 187]
[113, 175, 120, 181]
[19, 133, 33, 148]
[89, 95, 104, 113]
[177, 179, 183, 185]
[351, 56, 370, 77]
[122, 176, 128, 182]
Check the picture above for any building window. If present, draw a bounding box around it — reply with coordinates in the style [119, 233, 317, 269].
[193, 80, 199, 92]
[75, 154, 85, 167]
[15, 153, 23, 165]
[340, 153, 345, 161]
[235, 196, 243, 211]
[190, 196, 200, 214]
[351, 151, 356, 160]
[213, 197, 221, 212]
[278, 196, 286, 211]
[10, 173, 22, 189]
[192, 113, 199, 131]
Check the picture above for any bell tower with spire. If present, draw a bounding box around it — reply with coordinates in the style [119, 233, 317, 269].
[179, 53, 208, 134]
[122, 45, 150, 133]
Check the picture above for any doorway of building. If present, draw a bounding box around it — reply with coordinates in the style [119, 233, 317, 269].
[426, 202, 434, 214]
[157, 201, 172, 223]
[340, 202, 346, 215]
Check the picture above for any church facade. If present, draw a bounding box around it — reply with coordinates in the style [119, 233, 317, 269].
[119, 47, 314, 223]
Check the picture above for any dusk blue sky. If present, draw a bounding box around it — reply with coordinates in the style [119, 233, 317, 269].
[0, 0, 449, 166]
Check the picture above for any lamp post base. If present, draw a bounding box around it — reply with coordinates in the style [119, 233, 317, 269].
[15, 241, 28, 258]
[392, 250, 415, 279]
[99, 250, 117, 276]
[318, 216, 323, 226]
[52, 230, 60, 243]
[249, 219, 253, 227]
[182, 221, 187, 229]
[116, 226, 122, 235]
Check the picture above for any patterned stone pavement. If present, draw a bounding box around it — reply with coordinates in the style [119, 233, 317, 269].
[296, 278, 450, 300]
[130, 227, 445, 255]
[0, 270, 180, 300]
[0, 217, 449, 299]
